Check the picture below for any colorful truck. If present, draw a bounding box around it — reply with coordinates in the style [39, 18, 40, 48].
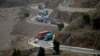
[37, 31, 49, 39]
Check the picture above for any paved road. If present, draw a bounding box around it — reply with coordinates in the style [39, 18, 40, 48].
[28, 39, 100, 55]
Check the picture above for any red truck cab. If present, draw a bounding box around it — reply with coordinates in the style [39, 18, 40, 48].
[37, 31, 49, 39]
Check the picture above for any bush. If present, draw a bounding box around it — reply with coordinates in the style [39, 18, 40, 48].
[98, 54, 100, 56]
[37, 47, 45, 56]
[57, 23, 64, 31]
[12, 49, 22, 56]
[92, 17, 100, 29]
[83, 14, 90, 24]
[24, 13, 29, 17]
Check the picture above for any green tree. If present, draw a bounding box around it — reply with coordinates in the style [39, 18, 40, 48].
[57, 23, 64, 31]
[92, 17, 100, 29]
[12, 49, 17, 56]
[37, 47, 45, 56]
[16, 49, 22, 56]
[53, 39, 60, 55]
[98, 54, 100, 56]
[12, 49, 22, 56]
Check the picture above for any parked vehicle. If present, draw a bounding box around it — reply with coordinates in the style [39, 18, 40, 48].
[37, 31, 50, 39]
[34, 38, 39, 43]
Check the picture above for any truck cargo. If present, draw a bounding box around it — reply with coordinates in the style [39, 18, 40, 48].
[37, 31, 49, 39]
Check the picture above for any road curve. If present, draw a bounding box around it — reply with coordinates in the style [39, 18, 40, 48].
[58, 4, 96, 12]
[28, 39, 100, 55]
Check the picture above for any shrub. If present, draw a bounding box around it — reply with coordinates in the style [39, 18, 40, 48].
[37, 47, 45, 56]
[92, 16, 100, 29]
[12, 49, 22, 56]
[83, 14, 90, 24]
[24, 13, 29, 17]
[57, 23, 64, 31]
[53, 39, 60, 55]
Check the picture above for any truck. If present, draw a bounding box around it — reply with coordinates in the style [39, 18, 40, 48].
[44, 33, 53, 41]
[37, 31, 50, 39]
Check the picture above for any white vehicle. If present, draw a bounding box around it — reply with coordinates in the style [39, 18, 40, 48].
[34, 38, 39, 43]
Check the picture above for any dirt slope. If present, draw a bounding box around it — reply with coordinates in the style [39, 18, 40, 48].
[0, 8, 21, 51]
[12, 21, 57, 37]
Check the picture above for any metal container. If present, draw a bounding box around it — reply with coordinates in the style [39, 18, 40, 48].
[37, 31, 49, 39]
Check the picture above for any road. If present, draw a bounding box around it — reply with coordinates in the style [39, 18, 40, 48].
[58, 0, 96, 12]
[28, 39, 100, 55]
[58, 4, 96, 12]
[26, 5, 68, 27]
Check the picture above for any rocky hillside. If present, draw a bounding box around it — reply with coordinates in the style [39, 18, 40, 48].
[47, 1, 100, 50]
[56, 9, 100, 50]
